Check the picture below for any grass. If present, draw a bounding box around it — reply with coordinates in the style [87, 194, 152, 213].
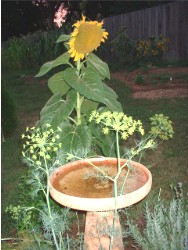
[1, 68, 51, 238]
[1, 68, 188, 247]
[3, 68, 51, 114]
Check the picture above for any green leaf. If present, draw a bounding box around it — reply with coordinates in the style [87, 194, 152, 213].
[59, 123, 92, 157]
[102, 83, 122, 112]
[56, 34, 70, 43]
[35, 61, 54, 77]
[53, 52, 70, 67]
[87, 53, 110, 80]
[64, 67, 122, 111]
[63, 41, 69, 50]
[89, 122, 116, 157]
[40, 91, 76, 129]
[48, 72, 70, 96]
[103, 83, 118, 99]
[35, 52, 70, 77]
[63, 67, 104, 102]
[81, 99, 99, 115]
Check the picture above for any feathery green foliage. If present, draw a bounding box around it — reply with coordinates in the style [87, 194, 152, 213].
[126, 185, 188, 250]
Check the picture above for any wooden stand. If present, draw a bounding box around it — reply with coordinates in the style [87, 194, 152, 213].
[84, 211, 124, 250]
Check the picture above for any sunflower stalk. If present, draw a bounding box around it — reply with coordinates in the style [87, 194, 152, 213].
[76, 92, 84, 125]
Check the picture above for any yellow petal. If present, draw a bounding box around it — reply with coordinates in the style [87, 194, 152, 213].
[67, 15, 108, 61]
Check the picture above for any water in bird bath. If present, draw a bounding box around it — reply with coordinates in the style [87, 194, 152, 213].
[52, 163, 147, 198]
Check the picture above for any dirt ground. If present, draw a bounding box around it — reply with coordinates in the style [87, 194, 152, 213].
[112, 66, 188, 99]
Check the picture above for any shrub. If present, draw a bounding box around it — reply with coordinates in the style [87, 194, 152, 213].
[136, 35, 169, 65]
[1, 79, 18, 136]
[126, 184, 188, 250]
[110, 26, 137, 67]
[2, 29, 67, 70]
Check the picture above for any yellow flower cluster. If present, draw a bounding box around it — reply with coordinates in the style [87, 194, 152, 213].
[22, 124, 62, 166]
[149, 114, 174, 140]
[136, 35, 169, 58]
[89, 110, 144, 140]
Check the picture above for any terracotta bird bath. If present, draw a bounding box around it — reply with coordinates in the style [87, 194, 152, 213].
[49, 157, 152, 249]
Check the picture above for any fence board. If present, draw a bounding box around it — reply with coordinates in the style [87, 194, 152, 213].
[104, 2, 188, 60]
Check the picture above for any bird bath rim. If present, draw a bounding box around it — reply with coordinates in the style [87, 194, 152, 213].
[49, 157, 152, 212]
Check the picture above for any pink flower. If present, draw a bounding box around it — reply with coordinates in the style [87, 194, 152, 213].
[54, 3, 68, 28]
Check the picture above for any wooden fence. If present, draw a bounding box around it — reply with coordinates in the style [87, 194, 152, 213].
[103, 1, 188, 61]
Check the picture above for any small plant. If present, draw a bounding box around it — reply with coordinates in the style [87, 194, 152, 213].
[135, 74, 145, 84]
[6, 125, 71, 249]
[126, 184, 188, 250]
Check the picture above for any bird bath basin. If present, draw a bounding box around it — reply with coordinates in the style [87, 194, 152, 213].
[49, 157, 152, 249]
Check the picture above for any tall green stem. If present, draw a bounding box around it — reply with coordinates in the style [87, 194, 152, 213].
[110, 131, 120, 250]
[120, 165, 130, 195]
[76, 92, 82, 125]
[116, 131, 121, 172]
[44, 156, 60, 250]
[110, 179, 118, 250]
[76, 59, 83, 125]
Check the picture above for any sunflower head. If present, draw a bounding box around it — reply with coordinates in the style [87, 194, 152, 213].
[68, 16, 108, 61]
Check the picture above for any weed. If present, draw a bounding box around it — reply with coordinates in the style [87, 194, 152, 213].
[135, 74, 145, 84]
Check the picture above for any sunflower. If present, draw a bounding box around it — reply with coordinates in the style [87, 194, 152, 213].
[68, 16, 108, 61]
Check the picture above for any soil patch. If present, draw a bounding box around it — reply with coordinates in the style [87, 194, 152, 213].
[112, 66, 188, 99]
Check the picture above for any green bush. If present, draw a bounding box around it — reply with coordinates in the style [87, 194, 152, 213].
[2, 29, 67, 70]
[106, 32, 170, 69]
[110, 26, 137, 67]
[136, 35, 169, 66]
[126, 185, 188, 250]
[1, 80, 18, 136]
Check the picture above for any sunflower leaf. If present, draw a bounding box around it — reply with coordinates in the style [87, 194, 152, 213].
[59, 123, 92, 157]
[63, 67, 104, 102]
[87, 53, 110, 80]
[48, 72, 70, 96]
[53, 52, 70, 67]
[40, 91, 76, 129]
[89, 122, 116, 157]
[35, 52, 70, 77]
[64, 68, 122, 111]
[102, 83, 122, 111]
[35, 61, 54, 77]
[56, 34, 70, 43]
[81, 99, 99, 115]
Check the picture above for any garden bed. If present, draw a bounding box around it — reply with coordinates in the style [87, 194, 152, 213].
[112, 66, 188, 99]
